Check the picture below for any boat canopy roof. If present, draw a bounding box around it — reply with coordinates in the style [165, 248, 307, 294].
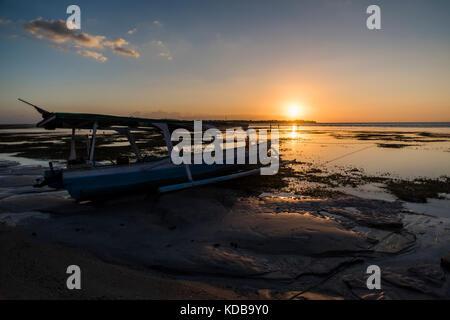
[19, 98, 208, 132]
[37, 112, 197, 131]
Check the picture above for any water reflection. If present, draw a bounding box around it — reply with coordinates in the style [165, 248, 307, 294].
[290, 125, 298, 139]
[277, 125, 450, 179]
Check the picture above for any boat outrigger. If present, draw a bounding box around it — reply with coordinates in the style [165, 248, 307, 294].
[19, 98, 281, 201]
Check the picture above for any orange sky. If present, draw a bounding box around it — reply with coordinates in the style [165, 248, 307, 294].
[1, 1, 450, 123]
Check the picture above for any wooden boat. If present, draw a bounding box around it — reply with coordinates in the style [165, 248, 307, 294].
[19, 99, 276, 201]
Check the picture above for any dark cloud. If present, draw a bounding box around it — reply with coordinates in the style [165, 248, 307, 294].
[114, 46, 140, 58]
[24, 18, 105, 48]
[23, 18, 140, 62]
[104, 38, 140, 58]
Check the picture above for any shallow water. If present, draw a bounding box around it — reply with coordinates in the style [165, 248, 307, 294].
[276, 125, 450, 179]
[0, 153, 62, 167]
[1, 124, 449, 179]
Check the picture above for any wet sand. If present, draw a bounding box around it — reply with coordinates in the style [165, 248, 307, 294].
[1, 126, 450, 299]
[1, 159, 449, 299]
[0, 224, 245, 299]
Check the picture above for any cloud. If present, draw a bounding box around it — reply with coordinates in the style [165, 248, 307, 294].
[76, 49, 108, 62]
[153, 20, 163, 27]
[104, 37, 139, 58]
[127, 27, 137, 35]
[151, 40, 173, 60]
[23, 18, 140, 62]
[24, 18, 105, 48]
[103, 38, 128, 48]
[114, 46, 140, 58]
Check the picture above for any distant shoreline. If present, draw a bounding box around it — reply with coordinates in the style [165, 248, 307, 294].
[1, 121, 450, 129]
[0, 124, 35, 129]
[297, 122, 450, 128]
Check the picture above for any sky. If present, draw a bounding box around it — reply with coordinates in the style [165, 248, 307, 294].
[0, 0, 449, 123]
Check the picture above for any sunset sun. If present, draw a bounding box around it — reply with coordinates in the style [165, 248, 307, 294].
[287, 104, 301, 119]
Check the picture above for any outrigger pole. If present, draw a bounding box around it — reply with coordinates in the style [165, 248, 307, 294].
[158, 167, 261, 193]
[158, 160, 295, 193]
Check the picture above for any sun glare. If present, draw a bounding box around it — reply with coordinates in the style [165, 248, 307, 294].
[290, 125, 298, 138]
[287, 104, 301, 119]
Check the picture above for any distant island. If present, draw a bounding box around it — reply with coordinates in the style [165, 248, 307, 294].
[203, 120, 317, 127]
[0, 120, 317, 130]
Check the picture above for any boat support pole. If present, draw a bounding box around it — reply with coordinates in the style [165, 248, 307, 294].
[89, 121, 98, 164]
[69, 128, 77, 161]
[125, 129, 142, 161]
[152, 123, 173, 155]
[152, 123, 194, 182]
[184, 164, 193, 182]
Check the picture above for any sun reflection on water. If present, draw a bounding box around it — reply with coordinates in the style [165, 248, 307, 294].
[290, 125, 298, 139]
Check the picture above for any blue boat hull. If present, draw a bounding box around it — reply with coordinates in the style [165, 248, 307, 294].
[57, 160, 250, 200]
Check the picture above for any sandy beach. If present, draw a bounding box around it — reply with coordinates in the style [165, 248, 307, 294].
[1, 125, 449, 300]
